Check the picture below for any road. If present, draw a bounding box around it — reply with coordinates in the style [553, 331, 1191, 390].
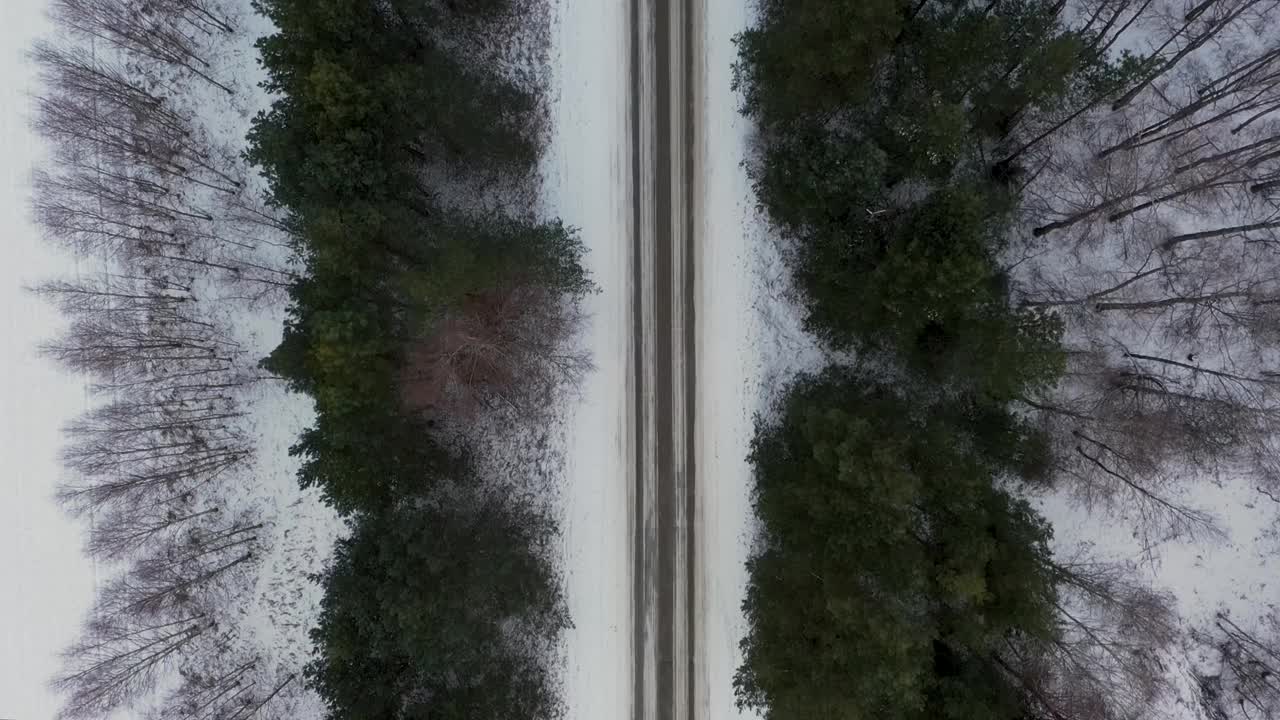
[630, 0, 697, 719]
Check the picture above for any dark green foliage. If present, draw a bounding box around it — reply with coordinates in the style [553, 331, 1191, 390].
[737, 0, 1125, 142]
[737, 373, 1059, 720]
[398, 214, 592, 319]
[308, 491, 568, 720]
[734, 0, 906, 123]
[248, 0, 538, 209]
[287, 414, 448, 515]
[247, 1, 579, 718]
[729, 3, 1145, 719]
[733, 0, 1138, 396]
[249, 0, 589, 511]
[794, 183, 1064, 397]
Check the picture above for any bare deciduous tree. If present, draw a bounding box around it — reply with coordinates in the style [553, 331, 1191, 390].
[999, 555, 1178, 720]
[50, 0, 233, 93]
[31, 41, 194, 136]
[56, 435, 251, 516]
[1194, 612, 1280, 720]
[41, 298, 243, 381]
[95, 519, 260, 621]
[1023, 347, 1254, 546]
[156, 658, 259, 720]
[53, 613, 211, 720]
[55, 389, 252, 516]
[88, 505, 222, 561]
[400, 282, 590, 420]
[1110, 0, 1270, 111]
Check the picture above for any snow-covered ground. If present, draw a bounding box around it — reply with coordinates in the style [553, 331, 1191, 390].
[1008, 2, 1280, 711]
[691, 0, 759, 708]
[541, 2, 634, 719]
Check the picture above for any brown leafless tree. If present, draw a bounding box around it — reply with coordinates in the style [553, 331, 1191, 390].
[54, 385, 253, 516]
[156, 658, 259, 720]
[50, 0, 233, 93]
[35, 273, 197, 317]
[146, 0, 237, 36]
[1099, 51, 1280, 160]
[1024, 351, 1249, 545]
[42, 307, 242, 380]
[999, 556, 1178, 720]
[56, 430, 251, 516]
[93, 519, 261, 621]
[88, 505, 222, 561]
[1009, 0, 1280, 223]
[31, 77, 244, 204]
[31, 41, 193, 138]
[1193, 612, 1280, 720]
[210, 674, 295, 720]
[34, 88, 194, 180]
[30, 167, 290, 295]
[1032, 132, 1280, 237]
[52, 613, 212, 720]
[400, 282, 591, 420]
[1110, 0, 1271, 111]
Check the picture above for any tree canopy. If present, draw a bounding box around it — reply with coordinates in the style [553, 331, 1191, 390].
[738, 373, 1059, 720]
[308, 492, 567, 720]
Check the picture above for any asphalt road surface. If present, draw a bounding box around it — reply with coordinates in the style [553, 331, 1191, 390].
[631, 0, 696, 719]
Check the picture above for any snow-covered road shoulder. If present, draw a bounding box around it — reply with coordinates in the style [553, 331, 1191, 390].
[541, 1, 634, 719]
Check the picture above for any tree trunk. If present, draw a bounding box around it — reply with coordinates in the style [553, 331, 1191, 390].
[1162, 218, 1280, 249]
